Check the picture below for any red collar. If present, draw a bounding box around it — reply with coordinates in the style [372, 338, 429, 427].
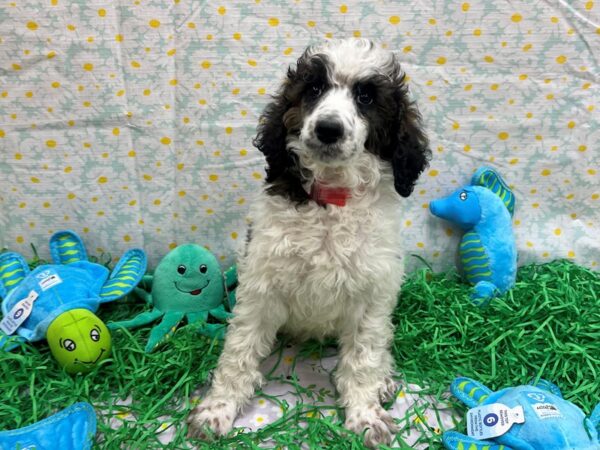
[310, 182, 351, 207]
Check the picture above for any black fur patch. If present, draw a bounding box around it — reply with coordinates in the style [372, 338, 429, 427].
[355, 56, 431, 197]
[252, 49, 332, 204]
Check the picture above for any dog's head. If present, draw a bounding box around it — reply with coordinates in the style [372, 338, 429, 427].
[253, 38, 431, 203]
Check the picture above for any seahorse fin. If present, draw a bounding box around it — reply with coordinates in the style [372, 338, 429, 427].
[472, 166, 515, 216]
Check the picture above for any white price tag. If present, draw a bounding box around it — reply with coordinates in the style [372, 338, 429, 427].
[467, 403, 525, 439]
[0, 290, 39, 335]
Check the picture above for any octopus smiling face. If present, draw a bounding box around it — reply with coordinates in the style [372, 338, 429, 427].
[152, 244, 224, 313]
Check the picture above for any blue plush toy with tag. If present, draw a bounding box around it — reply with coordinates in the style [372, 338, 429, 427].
[0, 230, 146, 373]
[430, 167, 517, 306]
[443, 377, 600, 450]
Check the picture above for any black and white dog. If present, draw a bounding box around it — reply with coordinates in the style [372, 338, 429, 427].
[187, 38, 430, 447]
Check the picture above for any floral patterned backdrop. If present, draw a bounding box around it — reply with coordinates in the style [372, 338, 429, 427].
[1, 0, 599, 273]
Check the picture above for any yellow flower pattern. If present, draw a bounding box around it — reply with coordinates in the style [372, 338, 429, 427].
[0, 1, 598, 272]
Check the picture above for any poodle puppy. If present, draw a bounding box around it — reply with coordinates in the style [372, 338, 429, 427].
[187, 38, 430, 447]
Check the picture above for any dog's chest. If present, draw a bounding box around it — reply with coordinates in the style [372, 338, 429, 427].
[253, 195, 401, 293]
[267, 203, 377, 266]
[245, 192, 403, 339]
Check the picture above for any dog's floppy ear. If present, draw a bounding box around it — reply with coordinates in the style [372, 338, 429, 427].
[252, 62, 309, 203]
[390, 61, 431, 197]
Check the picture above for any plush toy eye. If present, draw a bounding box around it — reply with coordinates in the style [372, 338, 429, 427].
[199, 264, 207, 274]
[459, 191, 468, 201]
[177, 265, 186, 275]
[90, 328, 100, 342]
[63, 339, 76, 351]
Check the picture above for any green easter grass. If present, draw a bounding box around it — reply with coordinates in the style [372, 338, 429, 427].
[1, 259, 599, 449]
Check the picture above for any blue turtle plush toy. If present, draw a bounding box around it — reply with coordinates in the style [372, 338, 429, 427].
[0, 230, 146, 373]
[430, 167, 517, 306]
[443, 377, 600, 450]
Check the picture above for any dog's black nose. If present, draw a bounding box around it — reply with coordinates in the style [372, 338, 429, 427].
[315, 119, 344, 144]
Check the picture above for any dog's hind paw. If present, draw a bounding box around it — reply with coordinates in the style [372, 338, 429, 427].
[186, 397, 236, 440]
[345, 404, 398, 448]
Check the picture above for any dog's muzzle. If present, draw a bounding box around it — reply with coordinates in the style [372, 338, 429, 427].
[315, 118, 344, 145]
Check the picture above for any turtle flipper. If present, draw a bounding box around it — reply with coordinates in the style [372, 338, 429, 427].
[443, 431, 513, 450]
[49, 230, 88, 265]
[99, 249, 147, 302]
[0, 252, 30, 299]
[471, 166, 515, 217]
[451, 377, 493, 408]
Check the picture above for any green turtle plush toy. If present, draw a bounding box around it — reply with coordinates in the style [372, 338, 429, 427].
[108, 244, 237, 353]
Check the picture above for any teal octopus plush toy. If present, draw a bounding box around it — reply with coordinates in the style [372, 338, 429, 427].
[443, 377, 600, 450]
[0, 230, 146, 373]
[430, 167, 517, 306]
[108, 244, 237, 353]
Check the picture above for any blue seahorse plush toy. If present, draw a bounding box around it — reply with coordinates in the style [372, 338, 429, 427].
[430, 167, 517, 306]
[443, 377, 600, 450]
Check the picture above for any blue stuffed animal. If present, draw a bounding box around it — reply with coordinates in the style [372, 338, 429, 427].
[430, 167, 517, 306]
[0, 402, 96, 450]
[443, 377, 600, 450]
[0, 230, 146, 373]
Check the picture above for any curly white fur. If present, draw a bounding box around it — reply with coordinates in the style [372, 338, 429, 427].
[187, 39, 423, 448]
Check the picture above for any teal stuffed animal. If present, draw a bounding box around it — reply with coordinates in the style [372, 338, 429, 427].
[443, 377, 600, 450]
[0, 230, 146, 373]
[430, 167, 517, 306]
[108, 244, 237, 353]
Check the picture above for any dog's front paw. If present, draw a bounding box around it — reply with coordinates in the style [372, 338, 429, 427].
[186, 397, 236, 440]
[379, 376, 400, 403]
[345, 404, 398, 448]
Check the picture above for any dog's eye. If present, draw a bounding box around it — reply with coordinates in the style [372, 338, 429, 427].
[460, 191, 468, 201]
[357, 92, 373, 105]
[355, 84, 375, 106]
[307, 83, 323, 98]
